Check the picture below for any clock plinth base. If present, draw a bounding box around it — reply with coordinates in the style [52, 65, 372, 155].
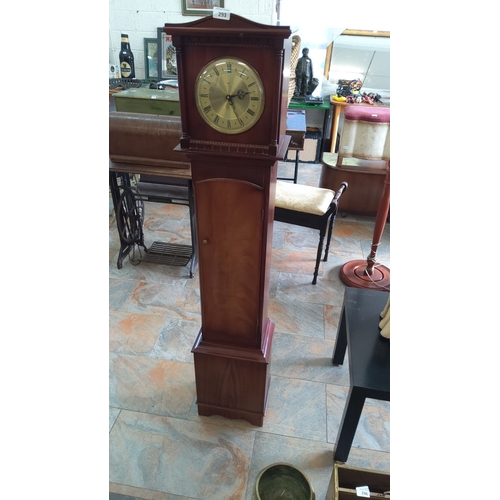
[196, 401, 266, 427]
[191, 320, 274, 427]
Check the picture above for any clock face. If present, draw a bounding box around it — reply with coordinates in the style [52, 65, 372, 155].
[195, 57, 265, 134]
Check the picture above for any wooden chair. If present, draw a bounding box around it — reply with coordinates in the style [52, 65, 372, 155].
[274, 180, 348, 284]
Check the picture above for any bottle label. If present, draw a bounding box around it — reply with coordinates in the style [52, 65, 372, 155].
[120, 62, 132, 78]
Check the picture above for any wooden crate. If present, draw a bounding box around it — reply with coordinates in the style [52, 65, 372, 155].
[334, 464, 390, 499]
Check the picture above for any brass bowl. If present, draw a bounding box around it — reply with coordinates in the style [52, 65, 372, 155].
[255, 463, 315, 500]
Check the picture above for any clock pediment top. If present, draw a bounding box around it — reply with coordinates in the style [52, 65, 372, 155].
[164, 13, 291, 39]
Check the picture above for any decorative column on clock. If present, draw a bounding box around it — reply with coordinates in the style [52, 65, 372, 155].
[164, 14, 292, 426]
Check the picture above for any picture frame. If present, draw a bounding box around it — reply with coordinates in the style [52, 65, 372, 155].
[144, 38, 158, 80]
[182, 0, 224, 16]
[323, 42, 333, 80]
[157, 28, 178, 80]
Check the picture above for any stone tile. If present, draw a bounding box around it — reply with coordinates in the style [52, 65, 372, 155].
[149, 318, 200, 363]
[110, 482, 194, 499]
[271, 332, 350, 386]
[334, 218, 377, 240]
[110, 278, 141, 311]
[269, 297, 325, 338]
[109, 279, 201, 321]
[110, 407, 121, 432]
[327, 234, 366, 256]
[276, 272, 345, 307]
[324, 304, 343, 341]
[110, 310, 167, 355]
[260, 375, 327, 442]
[245, 432, 335, 500]
[110, 410, 256, 499]
[109, 353, 196, 419]
[142, 202, 190, 222]
[326, 384, 390, 453]
[283, 225, 323, 250]
[335, 446, 390, 472]
[271, 248, 324, 278]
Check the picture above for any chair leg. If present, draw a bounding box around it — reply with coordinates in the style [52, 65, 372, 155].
[323, 213, 337, 262]
[313, 231, 326, 285]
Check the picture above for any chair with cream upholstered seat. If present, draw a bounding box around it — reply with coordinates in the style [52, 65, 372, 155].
[274, 180, 348, 284]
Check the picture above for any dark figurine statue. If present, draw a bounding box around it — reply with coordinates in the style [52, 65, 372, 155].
[294, 47, 318, 97]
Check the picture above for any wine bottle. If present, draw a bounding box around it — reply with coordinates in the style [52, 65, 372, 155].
[119, 34, 135, 79]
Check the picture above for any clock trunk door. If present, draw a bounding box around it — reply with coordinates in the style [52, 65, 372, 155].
[195, 177, 263, 347]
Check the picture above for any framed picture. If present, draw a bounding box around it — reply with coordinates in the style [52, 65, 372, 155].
[157, 28, 178, 80]
[144, 38, 158, 80]
[182, 0, 224, 16]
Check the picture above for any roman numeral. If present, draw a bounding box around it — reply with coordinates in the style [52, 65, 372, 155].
[212, 66, 220, 76]
[247, 109, 255, 116]
[203, 105, 212, 113]
[214, 115, 220, 124]
[250, 97, 259, 101]
[199, 93, 209, 98]
[225, 63, 232, 72]
[248, 81, 256, 87]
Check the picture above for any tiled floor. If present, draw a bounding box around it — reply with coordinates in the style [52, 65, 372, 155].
[109, 160, 390, 500]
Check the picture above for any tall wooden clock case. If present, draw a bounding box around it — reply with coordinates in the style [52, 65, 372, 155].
[164, 14, 291, 426]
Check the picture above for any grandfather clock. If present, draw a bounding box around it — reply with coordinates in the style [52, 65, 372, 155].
[164, 14, 291, 426]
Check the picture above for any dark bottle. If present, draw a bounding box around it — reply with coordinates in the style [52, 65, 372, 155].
[119, 33, 135, 79]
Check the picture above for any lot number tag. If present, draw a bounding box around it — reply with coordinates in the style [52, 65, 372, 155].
[356, 486, 370, 497]
[213, 7, 230, 20]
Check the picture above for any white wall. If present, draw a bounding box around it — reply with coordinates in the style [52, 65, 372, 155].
[109, 0, 277, 80]
[109, 0, 390, 101]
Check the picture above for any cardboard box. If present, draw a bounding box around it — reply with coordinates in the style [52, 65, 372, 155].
[285, 110, 306, 150]
[286, 128, 322, 163]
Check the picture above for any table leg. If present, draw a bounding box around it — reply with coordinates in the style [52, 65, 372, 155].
[332, 305, 347, 365]
[333, 386, 366, 463]
[330, 105, 342, 153]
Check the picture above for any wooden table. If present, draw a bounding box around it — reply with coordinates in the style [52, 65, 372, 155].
[330, 101, 389, 153]
[332, 287, 390, 462]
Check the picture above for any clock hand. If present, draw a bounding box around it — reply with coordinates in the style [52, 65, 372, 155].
[226, 90, 251, 100]
[236, 90, 250, 100]
[227, 97, 242, 121]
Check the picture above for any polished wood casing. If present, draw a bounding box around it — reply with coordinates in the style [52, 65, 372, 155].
[165, 15, 291, 157]
[164, 15, 292, 426]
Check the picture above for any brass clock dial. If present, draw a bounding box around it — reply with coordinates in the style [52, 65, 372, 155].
[195, 57, 265, 134]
